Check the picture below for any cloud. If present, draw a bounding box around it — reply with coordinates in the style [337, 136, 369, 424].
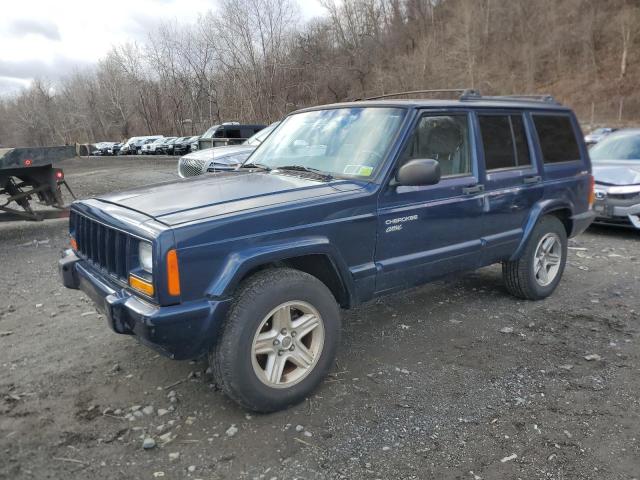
[0, 57, 93, 83]
[0, 77, 31, 95]
[7, 19, 61, 41]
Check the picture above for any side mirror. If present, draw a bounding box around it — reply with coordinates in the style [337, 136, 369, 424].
[395, 159, 441, 186]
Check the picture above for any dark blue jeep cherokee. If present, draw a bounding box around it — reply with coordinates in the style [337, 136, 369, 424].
[59, 92, 596, 411]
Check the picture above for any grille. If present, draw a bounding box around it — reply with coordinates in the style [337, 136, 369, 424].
[70, 210, 131, 281]
[178, 157, 205, 177]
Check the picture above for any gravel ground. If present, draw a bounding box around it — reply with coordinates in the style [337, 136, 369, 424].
[1, 156, 639, 479]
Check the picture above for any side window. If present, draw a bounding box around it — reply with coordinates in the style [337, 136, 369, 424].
[479, 114, 531, 170]
[533, 115, 581, 164]
[400, 114, 471, 177]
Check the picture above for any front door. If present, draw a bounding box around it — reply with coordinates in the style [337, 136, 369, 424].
[375, 111, 485, 294]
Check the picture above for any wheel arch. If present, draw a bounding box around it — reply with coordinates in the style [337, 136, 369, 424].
[206, 238, 355, 308]
[510, 200, 573, 261]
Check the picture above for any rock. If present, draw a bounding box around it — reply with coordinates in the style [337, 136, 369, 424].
[382, 446, 391, 451]
[35, 303, 43, 308]
[303, 431, 313, 437]
[157, 408, 169, 417]
[142, 437, 156, 449]
[584, 354, 602, 361]
[499, 327, 514, 334]
[113, 409, 123, 415]
[109, 364, 121, 374]
[81, 311, 96, 316]
[130, 405, 141, 412]
[187, 466, 196, 473]
[500, 453, 517, 463]
[563, 430, 572, 438]
[142, 406, 155, 416]
[225, 425, 238, 437]
[295, 425, 304, 432]
[153, 472, 165, 478]
[558, 364, 574, 371]
[168, 452, 180, 461]
[159, 432, 176, 444]
[0, 331, 14, 337]
[133, 410, 144, 418]
[167, 390, 176, 398]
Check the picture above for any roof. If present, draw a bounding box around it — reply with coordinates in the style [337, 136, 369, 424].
[294, 98, 571, 115]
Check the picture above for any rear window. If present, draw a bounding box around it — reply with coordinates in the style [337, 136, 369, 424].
[479, 114, 531, 170]
[533, 115, 581, 163]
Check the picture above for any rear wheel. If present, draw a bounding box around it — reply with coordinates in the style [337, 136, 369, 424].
[502, 215, 568, 300]
[210, 268, 340, 412]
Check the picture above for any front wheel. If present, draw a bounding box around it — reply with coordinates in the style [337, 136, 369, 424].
[210, 268, 340, 412]
[502, 215, 568, 300]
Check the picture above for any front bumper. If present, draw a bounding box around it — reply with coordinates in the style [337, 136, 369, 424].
[59, 250, 232, 360]
[593, 198, 640, 229]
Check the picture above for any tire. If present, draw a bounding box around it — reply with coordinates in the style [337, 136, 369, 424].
[210, 268, 341, 412]
[502, 215, 568, 300]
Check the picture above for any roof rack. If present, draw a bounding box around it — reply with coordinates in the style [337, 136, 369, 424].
[360, 89, 479, 101]
[459, 91, 559, 104]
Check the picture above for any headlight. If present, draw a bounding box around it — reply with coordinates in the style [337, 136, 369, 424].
[138, 242, 153, 273]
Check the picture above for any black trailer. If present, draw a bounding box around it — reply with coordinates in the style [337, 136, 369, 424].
[0, 145, 80, 220]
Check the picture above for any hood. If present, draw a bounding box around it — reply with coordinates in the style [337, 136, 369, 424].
[183, 144, 255, 163]
[593, 161, 640, 186]
[96, 171, 364, 226]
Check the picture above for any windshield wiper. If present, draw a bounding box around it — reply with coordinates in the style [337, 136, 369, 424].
[275, 165, 333, 180]
[240, 162, 271, 171]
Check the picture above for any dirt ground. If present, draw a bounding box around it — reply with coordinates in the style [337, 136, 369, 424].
[1, 156, 639, 480]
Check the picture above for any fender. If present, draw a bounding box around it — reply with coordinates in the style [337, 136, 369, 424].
[206, 236, 356, 305]
[510, 199, 574, 261]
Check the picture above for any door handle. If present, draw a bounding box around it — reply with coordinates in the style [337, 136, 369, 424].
[523, 175, 541, 185]
[462, 184, 485, 195]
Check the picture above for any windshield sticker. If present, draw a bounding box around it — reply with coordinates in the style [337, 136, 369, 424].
[344, 165, 374, 176]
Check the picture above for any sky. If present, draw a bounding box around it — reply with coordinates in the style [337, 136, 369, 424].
[0, 0, 327, 95]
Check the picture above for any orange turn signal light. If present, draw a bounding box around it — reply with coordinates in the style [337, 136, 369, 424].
[166, 249, 181, 296]
[588, 174, 595, 207]
[129, 275, 154, 296]
[70, 237, 78, 251]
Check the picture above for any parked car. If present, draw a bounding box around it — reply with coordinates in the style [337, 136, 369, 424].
[585, 127, 616, 146]
[154, 137, 177, 155]
[198, 123, 266, 150]
[121, 136, 164, 155]
[59, 92, 595, 412]
[141, 137, 167, 155]
[108, 143, 122, 156]
[178, 122, 280, 177]
[91, 142, 118, 156]
[173, 136, 200, 156]
[166, 137, 189, 156]
[590, 129, 640, 229]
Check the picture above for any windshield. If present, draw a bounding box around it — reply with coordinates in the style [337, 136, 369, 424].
[201, 125, 220, 139]
[590, 132, 640, 162]
[246, 107, 406, 178]
[245, 122, 280, 146]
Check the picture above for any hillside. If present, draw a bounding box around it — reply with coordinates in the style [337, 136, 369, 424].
[0, 0, 638, 146]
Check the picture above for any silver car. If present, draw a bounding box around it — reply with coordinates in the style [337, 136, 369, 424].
[178, 122, 279, 178]
[591, 129, 640, 228]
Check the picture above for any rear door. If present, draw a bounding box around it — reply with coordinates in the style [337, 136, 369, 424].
[375, 110, 485, 294]
[475, 111, 544, 264]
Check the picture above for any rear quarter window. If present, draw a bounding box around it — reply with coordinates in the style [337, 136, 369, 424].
[533, 114, 581, 164]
